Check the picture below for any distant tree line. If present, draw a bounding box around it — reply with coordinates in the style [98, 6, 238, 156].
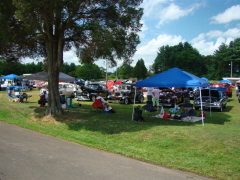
[152, 38, 240, 80]
[1, 38, 240, 81]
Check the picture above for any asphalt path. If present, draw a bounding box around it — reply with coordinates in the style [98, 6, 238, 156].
[0, 122, 214, 180]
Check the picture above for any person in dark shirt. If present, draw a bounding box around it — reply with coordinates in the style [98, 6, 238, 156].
[183, 88, 190, 104]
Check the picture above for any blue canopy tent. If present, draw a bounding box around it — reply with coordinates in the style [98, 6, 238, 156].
[136, 68, 210, 88]
[201, 77, 208, 81]
[134, 68, 210, 126]
[219, 79, 231, 83]
[1, 74, 21, 79]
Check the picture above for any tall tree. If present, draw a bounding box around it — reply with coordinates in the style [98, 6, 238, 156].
[133, 58, 147, 80]
[75, 64, 102, 80]
[117, 63, 134, 79]
[3, 0, 143, 116]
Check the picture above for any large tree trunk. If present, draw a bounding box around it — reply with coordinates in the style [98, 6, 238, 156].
[45, 36, 64, 116]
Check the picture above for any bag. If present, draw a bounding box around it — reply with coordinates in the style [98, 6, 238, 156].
[38, 99, 43, 104]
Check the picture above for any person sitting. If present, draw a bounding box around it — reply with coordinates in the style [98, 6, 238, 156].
[96, 93, 109, 109]
[20, 92, 31, 102]
[39, 92, 47, 107]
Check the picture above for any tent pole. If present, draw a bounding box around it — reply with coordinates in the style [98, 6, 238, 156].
[132, 85, 137, 121]
[199, 87, 204, 126]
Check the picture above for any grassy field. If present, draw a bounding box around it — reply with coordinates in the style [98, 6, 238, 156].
[0, 88, 239, 180]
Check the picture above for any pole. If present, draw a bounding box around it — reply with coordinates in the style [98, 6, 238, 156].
[105, 59, 108, 85]
[231, 61, 233, 78]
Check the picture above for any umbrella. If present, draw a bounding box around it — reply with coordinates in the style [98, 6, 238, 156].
[1, 74, 21, 79]
[219, 79, 231, 83]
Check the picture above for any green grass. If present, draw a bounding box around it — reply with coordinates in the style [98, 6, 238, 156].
[0, 89, 239, 180]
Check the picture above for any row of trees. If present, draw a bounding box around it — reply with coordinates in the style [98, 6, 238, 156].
[1, 38, 240, 81]
[152, 38, 240, 80]
[0, 58, 149, 81]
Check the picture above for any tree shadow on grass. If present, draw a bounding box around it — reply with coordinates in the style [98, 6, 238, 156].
[27, 99, 233, 135]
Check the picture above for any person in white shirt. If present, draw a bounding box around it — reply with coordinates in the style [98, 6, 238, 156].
[146, 87, 154, 101]
[152, 87, 161, 108]
[96, 93, 108, 109]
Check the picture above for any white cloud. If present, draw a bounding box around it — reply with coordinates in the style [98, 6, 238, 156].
[133, 34, 185, 67]
[63, 50, 80, 65]
[157, 3, 193, 26]
[190, 28, 240, 56]
[211, 5, 240, 24]
[138, 20, 148, 39]
[141, 0, 167, 17]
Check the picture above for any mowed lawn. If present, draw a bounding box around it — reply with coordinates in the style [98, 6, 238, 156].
[0, 88, 239, 180]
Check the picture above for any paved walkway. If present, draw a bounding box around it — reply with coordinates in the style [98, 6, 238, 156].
[0, 122, 214, 180]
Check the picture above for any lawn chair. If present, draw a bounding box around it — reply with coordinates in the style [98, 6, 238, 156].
[92, 98, 104, 112]
[181, 103, 197, 121]
[142, 101, 158, 118]
[7, 90, 20, 102]
[7, 90, 15, 102]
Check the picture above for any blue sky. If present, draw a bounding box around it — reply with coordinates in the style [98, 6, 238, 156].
[23, 0, 240, 72]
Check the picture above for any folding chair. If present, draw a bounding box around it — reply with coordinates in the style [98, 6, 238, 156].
[7, 90, 19, 102]
[181, 103, 197, 121]
[8, 91, 15, 102]
[92, 98, 104, 112]
[142, 101, 158, 118]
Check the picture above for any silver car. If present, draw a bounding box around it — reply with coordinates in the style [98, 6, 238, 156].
[40, 82, 77, 97]
[193, 88, 228, 112]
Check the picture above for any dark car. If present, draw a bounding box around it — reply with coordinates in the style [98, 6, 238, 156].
[158, 88, 184, 107]
[108, 83, 144, 104]
[75, 83, 111, 101]
[193, 88, 228, 112]
[69, 78, 85, 86]
[210, 83, 232, 98]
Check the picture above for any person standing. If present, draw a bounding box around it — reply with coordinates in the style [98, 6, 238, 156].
[146, 87, 154, 101]
[183, 88, 190, 104]
[85, 80, 89, 86]
[152, 87, 161, 108]
[73, 81, 78, 97]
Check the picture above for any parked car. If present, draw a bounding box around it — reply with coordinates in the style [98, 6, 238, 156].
[193, 88, 228, 112]
[158, 88, 184, 107]
[75, 83, 111, 101]
[210, 83, 232, 98]
[73, 78, 85, 86]
[108, 83, 144, 104]
[40, 82, 76, 98]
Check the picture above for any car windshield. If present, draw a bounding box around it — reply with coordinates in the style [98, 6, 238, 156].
[88, 84, 99, 89]
[119, 85, 131, 90]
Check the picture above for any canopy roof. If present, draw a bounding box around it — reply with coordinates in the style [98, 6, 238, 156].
[1, 74, 21, 79]
[24, 71, 75, 82]
[219, 79, 231, 83]
[136, 67, 210, 88]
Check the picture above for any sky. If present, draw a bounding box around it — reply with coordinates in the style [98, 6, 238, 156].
[23, 0, 240, 72]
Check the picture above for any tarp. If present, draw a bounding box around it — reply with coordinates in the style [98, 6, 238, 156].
[136, 67, 210, 88]
[0, 74, 21, 79]
[24, 71, 75, 82]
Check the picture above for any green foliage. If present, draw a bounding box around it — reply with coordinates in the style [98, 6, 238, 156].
[75, 63, 102, 80]
[117, 63, 134, 79]
[133, 58, 148, 80]
[152, 39, 240, 79]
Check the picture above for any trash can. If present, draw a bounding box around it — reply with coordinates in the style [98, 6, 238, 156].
[134, 106, 144, 122]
